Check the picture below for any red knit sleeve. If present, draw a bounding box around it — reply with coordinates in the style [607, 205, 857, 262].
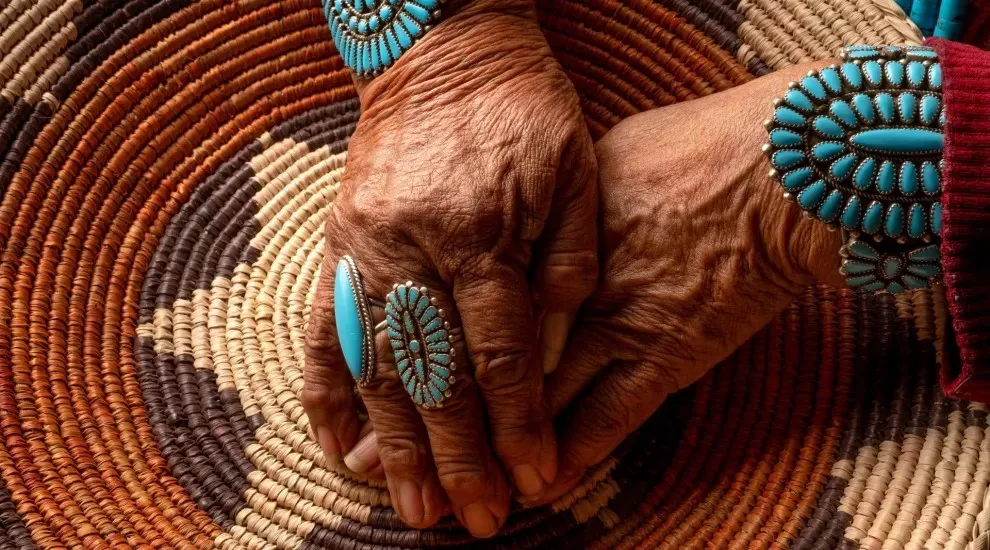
[926, 38, 990, 401]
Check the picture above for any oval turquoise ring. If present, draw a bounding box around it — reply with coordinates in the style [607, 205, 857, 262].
[385, 281, 458, 409]
[334, 256, 378, 386]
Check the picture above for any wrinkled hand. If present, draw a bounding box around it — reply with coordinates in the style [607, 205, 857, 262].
[302, 0, 598, 537]
[538, 62, 846, 503]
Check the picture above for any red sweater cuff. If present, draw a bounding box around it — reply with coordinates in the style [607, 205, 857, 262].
[926, 38, 990, 401]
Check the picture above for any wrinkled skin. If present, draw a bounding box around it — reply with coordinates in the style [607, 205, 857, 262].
[302, 0, 598, 538]
[534, 61, 846, 504]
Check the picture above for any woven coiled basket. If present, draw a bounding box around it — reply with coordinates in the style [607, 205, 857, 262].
[2, 0, 988, 548]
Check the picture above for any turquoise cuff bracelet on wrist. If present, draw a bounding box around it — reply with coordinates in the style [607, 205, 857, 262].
[763, 45, 945, 294]
[323, 0, 443, 77]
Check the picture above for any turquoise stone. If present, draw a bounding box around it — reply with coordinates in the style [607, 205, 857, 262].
[420, 305, 437, 325]
[368, 15, 380, 30]
[931, 202, 943, 233]
[907, 47, 937, 58]
[920, 96, 940, 125]
[885, 203, 905, 237]
[910, 244, 941, 262]
[428, 385, 443, 404]
[900, 161, 918, 194]
[369, 40, 381, 71]
[831, 154, 857, 180]
[848, 46, 880, 58]
[876, 93, 895, 123]
[820, 68, 842, 93]
[885, 61, 905, 85]
[341, 9, 351, 22]
[818, 190, 844, 222]
[385, 30, 402, 59]
[430, 374, 449, 392]
[907, 263, 940, 278]
[394, 22, 412, 48]
[782, 167, 813, 190]
[842, 62, 864, 89]
[812, 142, 845, 161]
[847, 274, 880, 287]
[814, 116, 845, 138]
[929, 63, 942, 89]
[426, 330, 446, 344]
[902, 275, 928, 289]
[349, 14, 359, 30]
[797, 181, 826, 209]
[377, 34, 392, 67]
[907, 61, 926, 87]
[430, 353, 451, 365]
[887, 283, 905, 294]
[854, 158, 877, 190]
[770, 129, 802, 147]
[802, 76, 827, 100]
[864, 61, 883, 86]
[423, 316, 444, 333]
[417, 0, 439, 7]
[849, 240, 878, 260]
[379, 4, 393, 18]
[427, 341, 449, 353]
[334, 259, 366, 381]
[898, 93, 917, 122]
[908, 203, 927, 238]
[772, 150, 804, 169]
[432, 365, 450, 378]
[775, 107, 807, 127]
[882, 256, 903, 278]
[405, 2, 431, 22]
[849, 128, 944, 153]
[844, 260, 875, 275]
[413, 294, 428, 316]
[408, 339, 421, 352]
[863, 201, 884, 234]
[400, 13, 421, 36]
[877, 161, 896, 193]
[922, 162, 940, 194]
[785, 89, 814, 112]
[830, 100, 858, 127]
[853, 94, 875, 122]
[842, 196, 863, 230]
[358, 18, 368, 33]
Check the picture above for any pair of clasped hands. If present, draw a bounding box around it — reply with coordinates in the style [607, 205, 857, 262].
[303, 0, 846, 538]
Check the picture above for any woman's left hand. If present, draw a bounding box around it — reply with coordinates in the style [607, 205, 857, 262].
[537, 62, 847, 503]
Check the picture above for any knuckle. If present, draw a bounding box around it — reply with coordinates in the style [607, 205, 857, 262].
[472, 349, 532, 390]
[377, 433, 427, 471]
[300, 381, 349, 413]
[436, 463, 489, 501]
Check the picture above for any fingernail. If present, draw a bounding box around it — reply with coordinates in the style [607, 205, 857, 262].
[512, 464, 546, 498]
[462, 502, 498, 538]
[317, 426, 340, 460]
[540, 312, 570, 374]
[395, 479, 425, 525]
[343, 432, 379, 473]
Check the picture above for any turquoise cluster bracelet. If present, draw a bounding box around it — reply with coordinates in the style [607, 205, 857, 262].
[322, 0, 443, 77]
[763, 45, 944, 294]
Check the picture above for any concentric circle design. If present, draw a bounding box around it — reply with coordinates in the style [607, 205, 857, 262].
[3, 0, 987, 549]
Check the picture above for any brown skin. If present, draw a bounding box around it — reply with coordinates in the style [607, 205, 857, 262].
[302, 0, 598, 538]
[533, 61, 847, 505]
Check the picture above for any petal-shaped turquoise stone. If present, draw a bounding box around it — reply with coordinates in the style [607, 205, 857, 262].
[334, 260, 366, 380]
[863, 201, 884, 234]
[413, 294, 428, 317]
[929, 63, 942, 89]
[385, 29, 402, 59]
[396, 284, 407, 305]
[885, 61, 905, 85]
[376, 34, 392, 65]
[369, 39, 381, 71]
[428, 384, 444, 404]
[882, 256, 904, 278]
[775, 107, 807, 127]
[842, 196, 863, 230]
[379, 4, 393, 18]
[368, 14, 380, 30]
[400, 13, 422, 36]
[821, 68, 843, 93]
[814, 116, 845, 138]
[898, 93, 917, 122]
[849, 128, 944, 153]
[920, 96, 940, 125]
[907, 61, 926, 87]
[802, 76, 827, 100]
[877, 161, 896, 193]
[772, 150, 805, 170]
[902, 274, 928, 289]
[431, 365, 451, 378]
[853, 94, 875, 122]
[831, 100, 858, 127]
[818, 190, 844, 222]
[782, 167, 814, 190]
[906, 262, 940, 278]
[842, 62, 863, 89]
[813, 142, 845, 162]
[849, 239, 879, 260]
[847, 274, 880, 287]
[417, 0, 439, 7]
[848, 45, 880, 58]
[900, 161, 918, 194]
[862, 281, 886, 292]
[887, 282, 905, 294]
[931, 202, 943, 233]
[426, 330, 447, 344]
[922, 162, 940, 194]
[908, 203, 927, 238]
[885, 203, 905, 237]
[906, 46, 937, 58]
[429, 353, 451, 365]
[785, 89, 814, 112]
[876, 93, 895, 123]
[357, 17, 368, 33]
[430, 374, 449, 392]
[797, 180, 826, 209]
[770, 129, 802, 147]
[854, 158, 877, 190]
[831, 154, 857, 180]
[423, 316, 444, 333]
[909, 244, 941, 262]
[864, 61, 883, 86]
[405, 2, 431, 23]
[843, 260, 876, 275]
[394, 21, 412, 48]
[420, 305, 437, 325]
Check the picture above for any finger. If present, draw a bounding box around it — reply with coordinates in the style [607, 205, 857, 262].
[534, 129, 599, 374]
[342, 422, 382, 478]
[542, 359, 677, 505]
[544, 323, 612, 416]
[354, 323, 450, 529]
[302, 253, 362, 465]
[454, 268, 557, 502]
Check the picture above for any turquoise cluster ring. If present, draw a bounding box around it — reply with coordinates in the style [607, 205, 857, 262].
[763, 45, 945, 294]
[385, 281, 458, 409]
[334, 256, 382, 386]
[322, 0, 443, 77]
